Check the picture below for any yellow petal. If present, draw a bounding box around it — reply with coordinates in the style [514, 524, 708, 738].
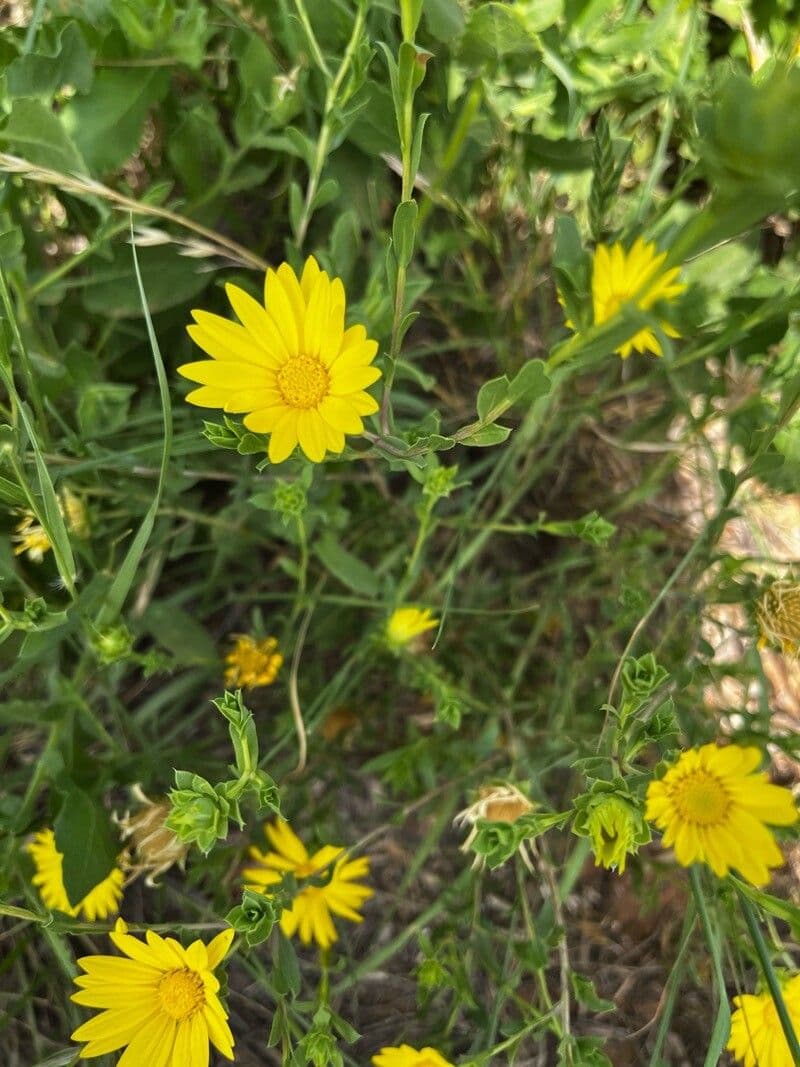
[206, 928, 235, 970]
[267, 410, 299, 464]
[265, 268, 300, 353]
[243, 406, 285, 433]
[319, 396, 363, 434]
[297, 409, 328, 462]
[224, 283, 289, 362]
[187, 315, 276, 368]
[177, 361, 261, 388]
[329, 366, 381, 394]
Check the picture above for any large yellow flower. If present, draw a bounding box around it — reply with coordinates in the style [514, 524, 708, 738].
[372, 1045, 454, 1067]
[242, 819, 372, 949]
[179, 256, 381, 463]
[645, 744, 798, 886]
[27, 829, 124, 921]
[591, 238, 685, 358]
[728, 976, 800, 1067]
[71, 918, 235, 1064]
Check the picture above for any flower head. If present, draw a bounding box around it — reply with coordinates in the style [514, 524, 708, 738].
[591, 238, 685, 358]
[584, 794, 643, 875]
[116, 785, 189, 887]
[372, 1045, 453, 1067]
[13, 512, 52, 562]
[242, 819, 373, 949]
[454, 784, 536, 871]
[727, 976, 800, 1067]
[386, 607, 438, 651]
[71, 918, 235, 1063]
[224, 634, 283, 690]
[27, 829, 124, 921]
[179, 256, 381, 463]
[756, 579, 800, 656]
[645, 743, 798, 886]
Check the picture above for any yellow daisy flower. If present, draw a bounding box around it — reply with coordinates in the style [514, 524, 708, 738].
[728, 976, 800, 1067]
[13, 511, 52, 562]
[71, 918, 235, 1064]
[224, 634, 283, 689]
[591, 237, 685, 358]
[372, 1045, 454, 1067]
[179, 256, 381, 463]
[645, 744, 798, 886]
[242, 819, 373, 949]
[386, 607, 438, 650]
[27, 828, 124, 921]
[756, 580, 800, 656]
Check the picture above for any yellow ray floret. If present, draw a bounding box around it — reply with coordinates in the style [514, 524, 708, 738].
[27, 829, 124, 921]
[372, 1045, 454, 1067]
[71, 918, 236, 1066]
[591, 237, 685, 358]
[645, 743, 798, 887]
[242, 818, 373, 949]
[179, 256, 381, 464]
[727, 975, 800, 1067]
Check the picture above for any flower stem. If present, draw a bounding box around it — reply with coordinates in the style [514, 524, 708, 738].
[738, 888, 800, 1062]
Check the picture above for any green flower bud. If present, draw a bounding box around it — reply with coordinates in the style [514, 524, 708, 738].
[166, 772, 230, 855]
[573, 784, 650, 875]
[91, 623, 133, 664]
[226, 888, 283, 947]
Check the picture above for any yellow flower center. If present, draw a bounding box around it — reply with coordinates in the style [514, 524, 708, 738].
[670, 770, 731, 827]
[158, 968, 205, 1021]
[276, 355, 329, 409]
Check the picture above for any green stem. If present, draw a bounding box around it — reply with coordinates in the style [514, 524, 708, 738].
[739, 889, 800, 1062]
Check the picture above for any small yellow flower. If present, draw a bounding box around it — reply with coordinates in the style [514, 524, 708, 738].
[224, 634, 283, 689]
[243, 819, 373, 949]
[27, 829, 124, 921]
[728, 976, 800, 1067]
[71, 917, 235, 1063]
[645, 744, 798, 886]
[13, 511, 52, 562]
[756, 579, 800, 656]
[372, 1045, 454, 1067]
[179, 256, 381, 463]
[115, 784, 189, 887]
[590, 238, 685, 358]
[386, 607, 438, 650]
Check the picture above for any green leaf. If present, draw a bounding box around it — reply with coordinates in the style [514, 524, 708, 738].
[274, 931, 301, 997]
[400, 0, 425, 40]
[0, 98, 87, 174]
[80, 244, 208, 318]
[506, 360, 551, 406]
[392, 199, 418, 267]
[141, 603, 217, 665]
[96, 225, 172, 626]
[461, 423, 512, 447]
[461, 3, 536, 66]
[524, 133, 593, 173]
[316, 534, 378, 596]
[424, 0, 466, 40]
[476, 375, 509, 422]
[54, 788, 118, 906]
[6, 22, 93, 99]
[61, 68, 169, 173]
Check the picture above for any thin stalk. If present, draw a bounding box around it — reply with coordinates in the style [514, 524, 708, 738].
[739, 889, 800, 1062]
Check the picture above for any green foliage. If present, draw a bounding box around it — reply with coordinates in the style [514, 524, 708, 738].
[2, 0, 800, 1064]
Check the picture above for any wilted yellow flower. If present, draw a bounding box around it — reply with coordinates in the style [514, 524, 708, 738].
[179, 256, 381, 463]
[243, 819, 373, 949]
[756, 579, 800, 656]
[224, 634, 283, 689]
[71, 918, 235, 1063]
[728, 976, 800, 1067]
[115, 784, 189, 887]
[372, 1046, 454, 1067]
[13, 512, 51, 562]
[591, 238, 685, 358]
[61, 487, 90, 539]
[454, 784, 536, 871]
[27, 829, 124, 921]
[645, 744, 798, 886]
[386, 606, 438, 650]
